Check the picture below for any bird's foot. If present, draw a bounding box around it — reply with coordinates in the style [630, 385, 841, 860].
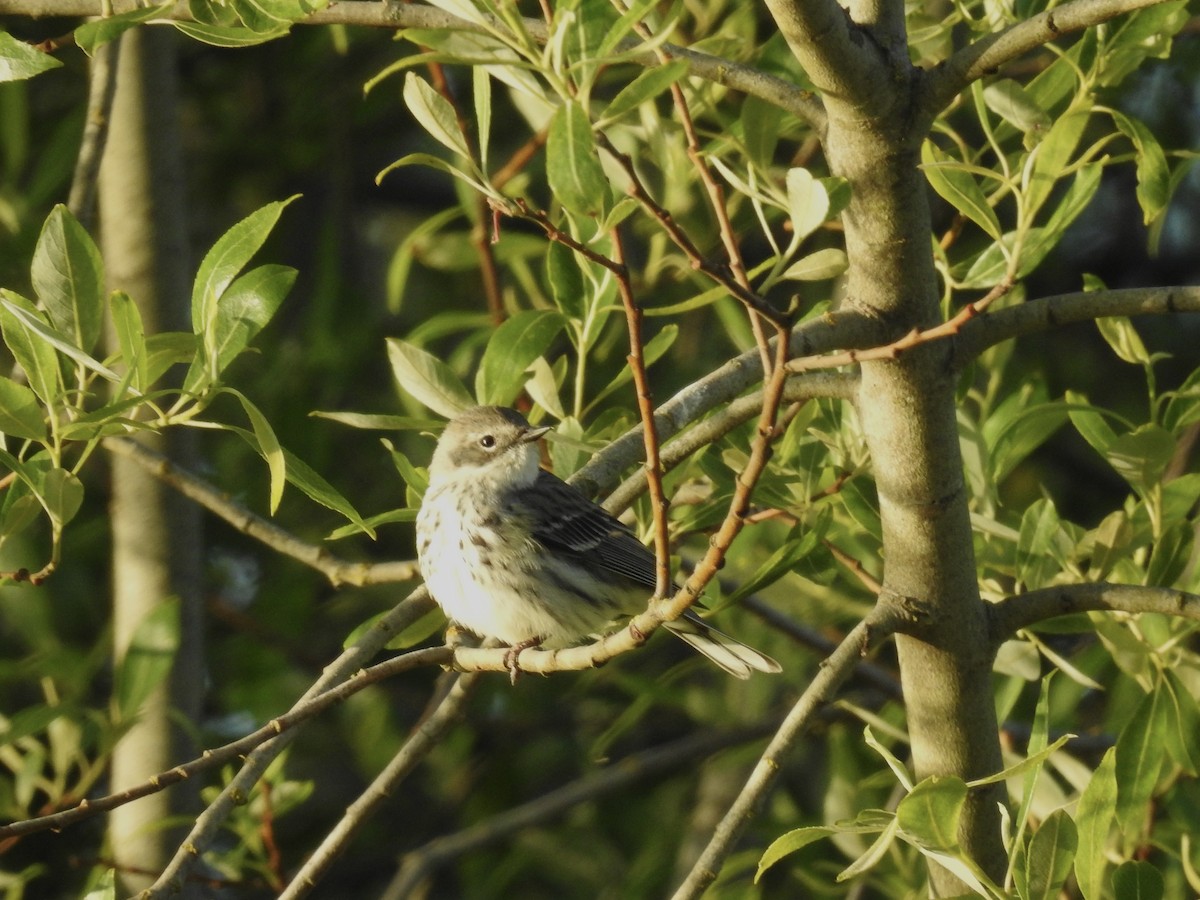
[503, 636, 543, 684]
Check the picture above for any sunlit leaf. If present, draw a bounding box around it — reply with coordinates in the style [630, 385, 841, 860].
[0, 30, 62, 81]
[386, 337, 474, 418]
[476, 310, 566, 407]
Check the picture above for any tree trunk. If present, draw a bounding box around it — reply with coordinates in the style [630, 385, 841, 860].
[98, 27, 204, 898]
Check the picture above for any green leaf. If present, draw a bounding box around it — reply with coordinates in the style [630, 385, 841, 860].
[114, 598, 180, 722]
[1159, 670, 1200, 774]
[32, 205, 104, 354]
[1113, 686, 1168, 842]
[39, 466, 83, 528]
[310, 411, 441, 432]
[1104, 424, 1175, 493]
[109, 292, 149, 391]
[756, 826, 842, 880]
[0, 378, 46, 441]
[780, 247, 848, 282]
[1146, 519, 1192, 587]
[473, 65, 491, 170]
[218, 424, 373, 537]
[1109, 113, 1170, 224]
[988, 398, 1068, 483]
[586, 324, 677, 409]
[1110, 860, 1164, 900]
[600, 59, 689, 125]
[785, 167, 830, 244]
[983, 79, 1050, 136]
[475, 310, 566, 407]
[183, 263, 295, 393]
[1, 292, 121, 384]
[191, 196, 298, 336]
[1017, 498, 1063, 589]
[1066, 391, 1119, 458]
[0, 30, 63, 82]
[74, 4, 174, 54]
[1095, 315, 1149, 366]
[403, 72, 471, 159]
[228, 389, 286, 514]
[0, 704, 64, 746]
[171, 19, 290, 46]
[1025, 111, 1090, 220]
[386, 338, 474, 418]
[1162, 365, 1200, 432]
[546, 101, 609, 217]
[1019, 809, 1077, 900]
[727, 521, 823, 604]
[546, 240, 586, 320]
[921, 142, 1002, 240]
[895, 776, 967, 851]
[0, 290, 61, 405]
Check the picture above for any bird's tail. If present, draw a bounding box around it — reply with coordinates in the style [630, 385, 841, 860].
[664, 612, 781, 679]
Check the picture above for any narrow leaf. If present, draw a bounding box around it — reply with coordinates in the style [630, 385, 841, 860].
[403, 72, 471, 159]
[1074, 748, 1118, 900]
[1020, 810, 1078, 900]
[547, 101, 609, 216]
[115, 598, 180, 722]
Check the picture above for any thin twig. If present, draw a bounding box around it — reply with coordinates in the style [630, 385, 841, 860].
[105, 436, 420, 587]
[595, 133, 789, 329]
[139, 590, 437, 897]
[278, 672, 481, 899]
[612, 227, 671, 598]
[0, 646, 451, 842]
[671, 602, 905, 899]
[67, 35, 122, 231]
[381, 725, 774, 898]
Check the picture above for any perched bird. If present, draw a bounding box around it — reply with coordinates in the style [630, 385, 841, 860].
[416, 405, 781, 681]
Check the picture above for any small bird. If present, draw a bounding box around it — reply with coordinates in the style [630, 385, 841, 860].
[416, 405, 781, 681]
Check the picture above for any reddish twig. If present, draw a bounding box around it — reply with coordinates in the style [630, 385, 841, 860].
[612, 228, 671, 598]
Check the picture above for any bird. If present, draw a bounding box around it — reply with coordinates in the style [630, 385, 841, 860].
[415, 405, 781, 682]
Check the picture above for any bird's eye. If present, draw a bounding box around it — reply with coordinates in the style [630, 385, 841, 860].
[479, 434, 496, 449]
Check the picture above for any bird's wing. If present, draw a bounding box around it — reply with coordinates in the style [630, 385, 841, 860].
[521, 470, 657, 589]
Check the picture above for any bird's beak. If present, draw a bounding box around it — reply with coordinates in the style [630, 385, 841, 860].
[521, 425, 551, 443]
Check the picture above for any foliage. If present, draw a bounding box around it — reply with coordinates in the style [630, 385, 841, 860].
[0, 0, 1199, 897]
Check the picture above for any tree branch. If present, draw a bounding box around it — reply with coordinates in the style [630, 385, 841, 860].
[139, 588, 436, 897]
[381, 726, 773, 899]
[761, 0, 885, 114]
[278, 672, 481, 899]
[0, 646, 451, 841]
[952, 285, 1200, 366]
[671, 599, 907, 899]
[988, 582, 1200, 646]
[0, 0, 824, 126]
[105, 436, 420, 587]
[926, 0, 1173, 113]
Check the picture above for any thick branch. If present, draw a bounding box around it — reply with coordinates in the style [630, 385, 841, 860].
[988, 583, 1200, 646]
[0, 0, 824, 126]
[927, 0, 1172, 112]
[953, 285, 1200, 366]
[761, 0, 884, 113]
